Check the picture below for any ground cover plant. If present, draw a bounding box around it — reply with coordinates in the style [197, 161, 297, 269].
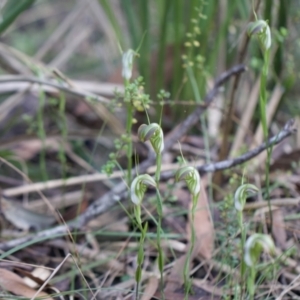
[0, 0, 299, 299]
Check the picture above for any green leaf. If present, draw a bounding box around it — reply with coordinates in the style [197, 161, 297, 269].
[0, 0, 36, 35]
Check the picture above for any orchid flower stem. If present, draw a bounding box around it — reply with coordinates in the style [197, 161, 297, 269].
[248, 266, 256, 300]
[124, 78, 133, 187]
[261, 49, 272, 229]
[153, 138, 164, 298]
[239, 212, 247, 295]
[155, 154, 162, 183]
[156, 189, 165, 299]
[184, 193, 198, 296]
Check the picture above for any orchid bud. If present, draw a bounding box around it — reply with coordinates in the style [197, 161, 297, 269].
[244, 234, 275, 267]
[130, 174, 157, 205]
[175, 166, 201, 196]
[234, 184, 259, 212]
[138, 123, 164, 154]
[122, 49, 135, 80]
[247, 20, 271, 52]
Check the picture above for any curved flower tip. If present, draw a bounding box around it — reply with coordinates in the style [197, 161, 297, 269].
[138, 123, 164, 154]
[122, 49, 135, 80]
[244, 233, 275, 267]
[130, 174, 156, 205]
[175, 166, 201, 196]
[247, 20, 271, 52]
[234, 183, 258, 212]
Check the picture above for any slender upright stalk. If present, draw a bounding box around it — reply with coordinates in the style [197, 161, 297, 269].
[155, 153, 164, 299]
[248, 266, 256, 300]
[37, 87, 47, 181]
[124, 78, 133, 187]
[156, 189, 165, 300]
[155, 154, 162, 183]
[184, 193, 198, 298]
[247, 18, 272, 228]
[238, 211, 247, 297]
[260, 49, 272, 227]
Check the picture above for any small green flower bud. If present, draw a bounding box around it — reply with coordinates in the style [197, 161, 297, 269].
[244, 234, 275, 267]
[247, 20, 271, 52]
[130, 174, 157, 205]
[234, 184, 259, 211]
[122, 49, 135, 80]
[138, 123, 164, 154]
[175, 166, 201, 196]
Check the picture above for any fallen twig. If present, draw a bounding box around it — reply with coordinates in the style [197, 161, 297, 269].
[0, 75, 110, 104]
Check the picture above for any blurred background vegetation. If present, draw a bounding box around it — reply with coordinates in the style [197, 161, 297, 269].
[0, 0, 298, 190]
[0, 0, 298, 180]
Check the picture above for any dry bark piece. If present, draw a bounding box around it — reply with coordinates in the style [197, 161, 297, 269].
[271, 208, 287, 249]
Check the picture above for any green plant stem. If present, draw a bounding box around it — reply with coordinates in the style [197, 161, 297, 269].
[184, 193, 198, 296]
[155, 154, 162, 183]
[248, 266, 256, 300]
[239, 212, 247, 297]
[156, 189, 165, 300]
[260, 49, 272, 228]
[37, 87, 47, 181]
[58, 92, 67, 179]
[135, 222, 147, 300]
[154, 152, 164, 299]
[124, 78, 133, 187]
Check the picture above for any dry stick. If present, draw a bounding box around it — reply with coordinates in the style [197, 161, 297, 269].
[160, 119, 296, 179]
[0, 75, 110, 104]
[0, 64, 294, 252]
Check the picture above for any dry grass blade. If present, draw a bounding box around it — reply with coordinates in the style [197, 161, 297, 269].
[35, 2, 86, 60]
[48, 25, 92, 69]
[29, 253, 94, 300]
[0, 268, 53, 300]
[230, 79, 260, 157]
[2, 170, 123, 197]
[276, 272, 300, 300]
[87, 0, 119, 56]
